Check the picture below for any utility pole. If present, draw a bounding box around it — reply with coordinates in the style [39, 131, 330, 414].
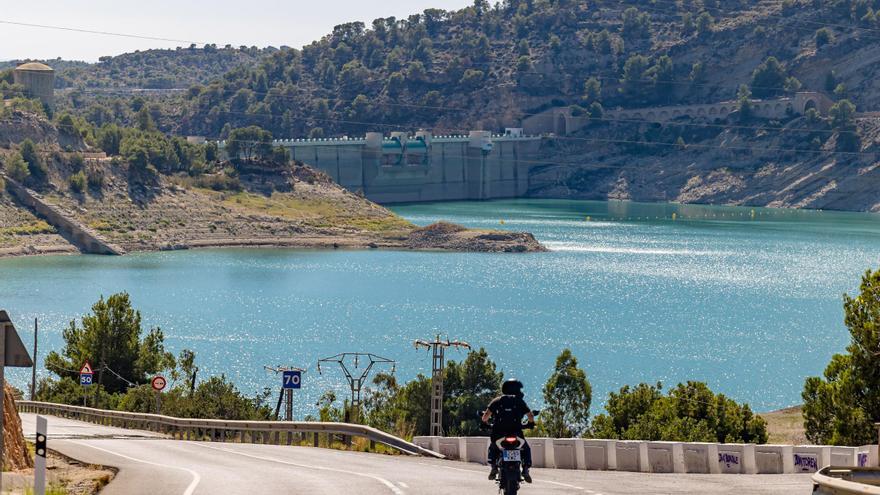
[317, 353, 395, 423]
[30, 318, 37, 401]
[264, 365, 305, 421]
[414, 335, 471, 437]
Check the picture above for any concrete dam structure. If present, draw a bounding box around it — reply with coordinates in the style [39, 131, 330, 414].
[221, 130, 543, 204]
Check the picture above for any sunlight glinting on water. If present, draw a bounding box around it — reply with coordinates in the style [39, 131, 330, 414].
[2, 199, 880, 413]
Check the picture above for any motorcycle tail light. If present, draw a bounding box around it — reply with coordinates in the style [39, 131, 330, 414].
[505, 436, 517, 443]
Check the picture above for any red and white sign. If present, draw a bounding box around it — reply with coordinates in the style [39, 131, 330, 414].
[151, 375, 167, 391]
[79, 361, 93, 375]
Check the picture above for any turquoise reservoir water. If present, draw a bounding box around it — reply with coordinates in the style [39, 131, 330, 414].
[1, 199, 879, 413]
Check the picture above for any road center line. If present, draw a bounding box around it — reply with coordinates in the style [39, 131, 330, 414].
[68, 440, 201, 495]
[192, 442, 405, 495]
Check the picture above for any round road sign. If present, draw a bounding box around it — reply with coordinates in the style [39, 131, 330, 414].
[151, 375, 167, 391]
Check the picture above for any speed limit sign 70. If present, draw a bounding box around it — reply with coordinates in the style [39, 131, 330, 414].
[282, 370, 301, 389]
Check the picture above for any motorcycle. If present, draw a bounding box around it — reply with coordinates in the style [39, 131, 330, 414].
[481, 410, 539, 495]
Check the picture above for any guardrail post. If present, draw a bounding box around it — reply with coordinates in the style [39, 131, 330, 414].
[313, 432, 319, 448]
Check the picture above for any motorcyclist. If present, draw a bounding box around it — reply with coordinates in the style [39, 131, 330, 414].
[481, 379, 535, 483]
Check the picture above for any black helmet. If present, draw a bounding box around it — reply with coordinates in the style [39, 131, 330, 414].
[502, 379, 524, 397]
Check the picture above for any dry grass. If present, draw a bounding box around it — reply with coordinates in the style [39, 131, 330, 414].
[760, 406, 807, 445]
[216, 190, 413, 233]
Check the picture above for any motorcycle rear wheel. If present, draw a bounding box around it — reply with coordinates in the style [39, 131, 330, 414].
[502, 465, 520, 495]
[503, 475, 519, 495]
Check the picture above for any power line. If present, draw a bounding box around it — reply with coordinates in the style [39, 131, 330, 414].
[316, 353, 395, 424]
[413, 335, 471, 436]
[0, 19, 206, 45]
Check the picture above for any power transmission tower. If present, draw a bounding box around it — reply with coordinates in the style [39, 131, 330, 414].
[317, 353, 395, 422]
[264, 365, 306, 421]
[414, 335, 471, 436]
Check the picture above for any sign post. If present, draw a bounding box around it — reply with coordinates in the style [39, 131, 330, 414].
[34, 415, 47, 495]
[79, 361, 93, 407]
[0, 311, 35, 493]
[281, 370, 302, 421]
[151, 375, 167, 414]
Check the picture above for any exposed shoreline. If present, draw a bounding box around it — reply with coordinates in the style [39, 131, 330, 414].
[0, 228, 546, 261]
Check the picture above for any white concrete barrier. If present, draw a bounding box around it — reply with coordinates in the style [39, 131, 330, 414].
[793, 446, 830, 473]
[437, 437, 466, 460]
[583, 439, 613, 470]
[615, 441, 645, 472]
[427, 435, 873, 475]
[646, 442, 685, 473]
[465, 437, 490, 464]
[716, 444, 746, 474]
[858, 445, 879, 467]
[683, 443, 712, 473]
[755, 445, 791, 474]
[831, 447, 858, 467]
[528, 438, 555, 468]
[414, 436, 440, 453]
[552, 439, 582, 469]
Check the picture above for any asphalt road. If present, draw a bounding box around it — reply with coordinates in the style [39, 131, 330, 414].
[20, 414, 812, 495]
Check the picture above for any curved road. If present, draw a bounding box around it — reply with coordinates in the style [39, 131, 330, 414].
[20, 414, 811, 494]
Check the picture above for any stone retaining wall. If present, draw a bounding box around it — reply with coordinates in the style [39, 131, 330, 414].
[2, 175, 123, 255]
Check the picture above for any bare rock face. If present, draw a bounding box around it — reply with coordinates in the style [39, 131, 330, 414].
[3, 385, 33, 471]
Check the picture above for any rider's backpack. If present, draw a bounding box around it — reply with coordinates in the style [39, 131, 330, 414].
[493, 395, 524, 433]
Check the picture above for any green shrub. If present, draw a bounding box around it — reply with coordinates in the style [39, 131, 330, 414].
[192, 174, 242, 191]
[816, 28, 834, 48]
[19, 139, 47, 181]
[4, 153, 30, 182]
[69, 171, 87, 193]
[87, 168, 105, 189]
[68, 153, 85, 171]
[590, 381, 768, 443]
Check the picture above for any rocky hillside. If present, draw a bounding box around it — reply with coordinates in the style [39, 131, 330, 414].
[148, 0, 880, 138]
[530, 112, 880, 211]
[3, 385, 32, 471]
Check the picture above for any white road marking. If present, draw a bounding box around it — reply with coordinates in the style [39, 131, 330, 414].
[193, 442, 405, 495]
[68, 440, 201, 495]
[416, 461, 590, 492]
[398, 481, 409, 488]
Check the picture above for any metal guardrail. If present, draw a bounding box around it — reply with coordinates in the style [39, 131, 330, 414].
[812, 466, 880, 494]
[17, 401, 443, 458]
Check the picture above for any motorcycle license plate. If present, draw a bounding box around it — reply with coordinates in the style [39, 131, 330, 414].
[502, 450, 521, 462]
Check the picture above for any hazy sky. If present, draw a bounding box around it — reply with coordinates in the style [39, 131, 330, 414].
[1, 0, 472, 61]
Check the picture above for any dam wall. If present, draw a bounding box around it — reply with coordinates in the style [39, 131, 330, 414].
[219, 130, 543, 204]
